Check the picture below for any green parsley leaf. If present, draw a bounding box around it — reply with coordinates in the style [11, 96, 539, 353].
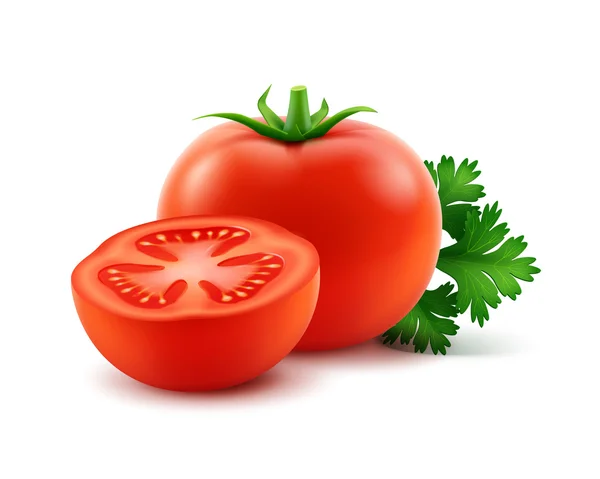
[425, 155, 486, 240]
[382, 155, 540, 353]
[436, 202, 541, 327]
[381, 283, 460, 355]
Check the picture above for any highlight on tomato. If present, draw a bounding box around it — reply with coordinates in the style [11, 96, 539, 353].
[71, 215, 320, 391]
[157, 85, 442, 351]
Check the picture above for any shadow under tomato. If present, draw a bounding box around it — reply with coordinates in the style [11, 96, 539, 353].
[285, 339, 429, 370]
[93, 361, 320, 405]
[93, 339, 429, 403]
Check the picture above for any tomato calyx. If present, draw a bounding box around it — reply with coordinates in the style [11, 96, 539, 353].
[193, 85, 377, 142]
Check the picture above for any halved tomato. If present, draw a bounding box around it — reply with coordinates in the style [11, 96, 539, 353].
[71, 215, 320, 391]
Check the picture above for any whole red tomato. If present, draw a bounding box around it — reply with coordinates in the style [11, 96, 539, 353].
[157, 86, 441, 351]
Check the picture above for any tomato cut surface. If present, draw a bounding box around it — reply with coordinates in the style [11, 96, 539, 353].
[97, 226, 284, 310]
[72, 215, 320, 391]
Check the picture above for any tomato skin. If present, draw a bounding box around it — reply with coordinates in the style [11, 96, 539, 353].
[72, 278, 318, 391]
[72, 216, 320, 391]
[157, 119, 442, 351]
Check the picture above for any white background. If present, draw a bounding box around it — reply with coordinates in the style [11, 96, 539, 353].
[1, 1, 598, 477]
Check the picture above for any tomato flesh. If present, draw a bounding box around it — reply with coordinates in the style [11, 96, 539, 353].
[72, 215, 320, 391]
[97, 226, 284, 309]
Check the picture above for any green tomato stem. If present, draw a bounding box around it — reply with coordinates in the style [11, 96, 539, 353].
[283, 86, 312, 140]
[193, 85, 377, 142]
